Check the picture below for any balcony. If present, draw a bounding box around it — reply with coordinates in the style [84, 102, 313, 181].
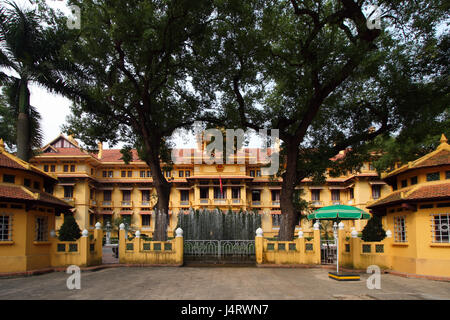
[311, 200, 323, 207]
[272, 200, 280, 206]
[101, 200, 113, 207]
[63, 198, 75, 206]
[139, 201, 151, 207]
[121, 201, 133, 207]
[199, 199, 209, 204]
[251, 201, 261, 206]
[231, 198, 242, 204]
[89, 200, 97, 207]
[180, 201, 190, 206]
[214, 199, 227, 205]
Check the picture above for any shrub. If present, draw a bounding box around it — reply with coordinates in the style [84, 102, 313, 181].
[361, 215, 386, 242]
[58, 214, 82, 241]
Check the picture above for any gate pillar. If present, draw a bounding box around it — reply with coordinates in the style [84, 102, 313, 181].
[255, 228, 264, 264]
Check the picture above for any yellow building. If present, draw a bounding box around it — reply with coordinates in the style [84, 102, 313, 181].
[29, 134, 390, 237]
[367, 134, 450, 277]
[0, 139, 72, 273]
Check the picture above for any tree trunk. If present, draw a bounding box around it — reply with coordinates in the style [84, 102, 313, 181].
[278, 141, 299, 240]
[16, 81, 30, 161]
[144, 139, 171, 241]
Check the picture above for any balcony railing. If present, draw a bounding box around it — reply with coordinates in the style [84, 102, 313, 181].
[140, 201, 151, 207]
[180, 201, 190, 206]
[199, 199, 209, 204]
[214, 199, 227, 204]
[332, 200, 341, 205]
[89, 200, 97, 207]
[232, 198, 241, 204]
[121, 201, 133, 207]
[347, 199, 354, 205]
[251, 201, 261, 206]
[311, 200, 323, 206]
[64, 197, 75, 205]
[101, 200, 113, 207]
[272, 200, 280, 206]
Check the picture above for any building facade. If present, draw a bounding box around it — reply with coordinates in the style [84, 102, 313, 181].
[0, 139, 72, 273]
[367, 134, 450, 277]
[29, 134, 390, 237]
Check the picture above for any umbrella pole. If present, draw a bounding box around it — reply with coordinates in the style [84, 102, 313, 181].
[336, 230, 339, 274]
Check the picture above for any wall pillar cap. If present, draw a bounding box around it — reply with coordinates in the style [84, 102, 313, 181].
[386, 230, 392, 238]
[175, 227, 183, 237]
[135, 230, 141, 238]
[82, 229, 89, 237]
[119, 223, 125, 230]
[256, 227, 263, 237]
[50, 230, 56, 238]
[95, 222, 102, 230]
[313, 221, 320, 230]
[298, 230, 304, 238]
[351, 228, 358, 238]
[338, 222, 345, 230]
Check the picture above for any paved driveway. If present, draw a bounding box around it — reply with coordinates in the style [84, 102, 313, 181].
[0, 267, 449, 300]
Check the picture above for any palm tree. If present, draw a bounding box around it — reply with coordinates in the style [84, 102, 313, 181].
[0, 1, 76, 160]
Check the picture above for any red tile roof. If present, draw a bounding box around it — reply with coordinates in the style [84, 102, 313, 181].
[0, 184, 72, 209]
[99, 149, 142, 162]
[0, 153, 24, 169]
[368, 183, 450, 209]
[407, 183, 450, 200]
[414, 150, 450, 169]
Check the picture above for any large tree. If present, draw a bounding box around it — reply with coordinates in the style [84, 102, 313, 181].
[0, 1, 77, 160]
[58, 0, 217, 240]
[198, 0, 449, 240]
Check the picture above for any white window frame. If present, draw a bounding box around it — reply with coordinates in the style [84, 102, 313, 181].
[35, 216, 48, 242]
[394, 215, 407, 242]
[0, 213, 13, 241]
[431, 213, 450, 243]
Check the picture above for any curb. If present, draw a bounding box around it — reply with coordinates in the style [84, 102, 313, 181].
[0, 263, 183, 278]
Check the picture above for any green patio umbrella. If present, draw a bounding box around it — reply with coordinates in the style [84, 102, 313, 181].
[307, 204, 371, 221]
[307, 205, 371, 278]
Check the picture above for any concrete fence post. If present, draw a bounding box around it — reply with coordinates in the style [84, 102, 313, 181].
[338, 222, 345, 267]
[80, 229, 89, 266]
[351, 236, 361, 269]
[175, 227, 184, 265]
[119, 223, 126, 264]
[94, 222, 103, 265]
[255, 227, 264, 264]
[313, 221, 321, 264]
[297, 229, 305, 264]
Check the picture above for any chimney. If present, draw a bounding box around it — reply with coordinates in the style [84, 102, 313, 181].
[97, 142, 103, 159]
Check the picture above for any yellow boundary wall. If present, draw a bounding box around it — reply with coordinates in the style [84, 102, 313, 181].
[119, 228, 183, 265]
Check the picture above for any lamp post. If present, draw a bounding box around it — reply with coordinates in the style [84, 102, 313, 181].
[333, 222, 338, 274]
[105, 221, 112, 245]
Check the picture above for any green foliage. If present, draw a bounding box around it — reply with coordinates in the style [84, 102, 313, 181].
[58, 215, 82, 241]
[361, 216, 386, 242]
[0, 1, 79, 159]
